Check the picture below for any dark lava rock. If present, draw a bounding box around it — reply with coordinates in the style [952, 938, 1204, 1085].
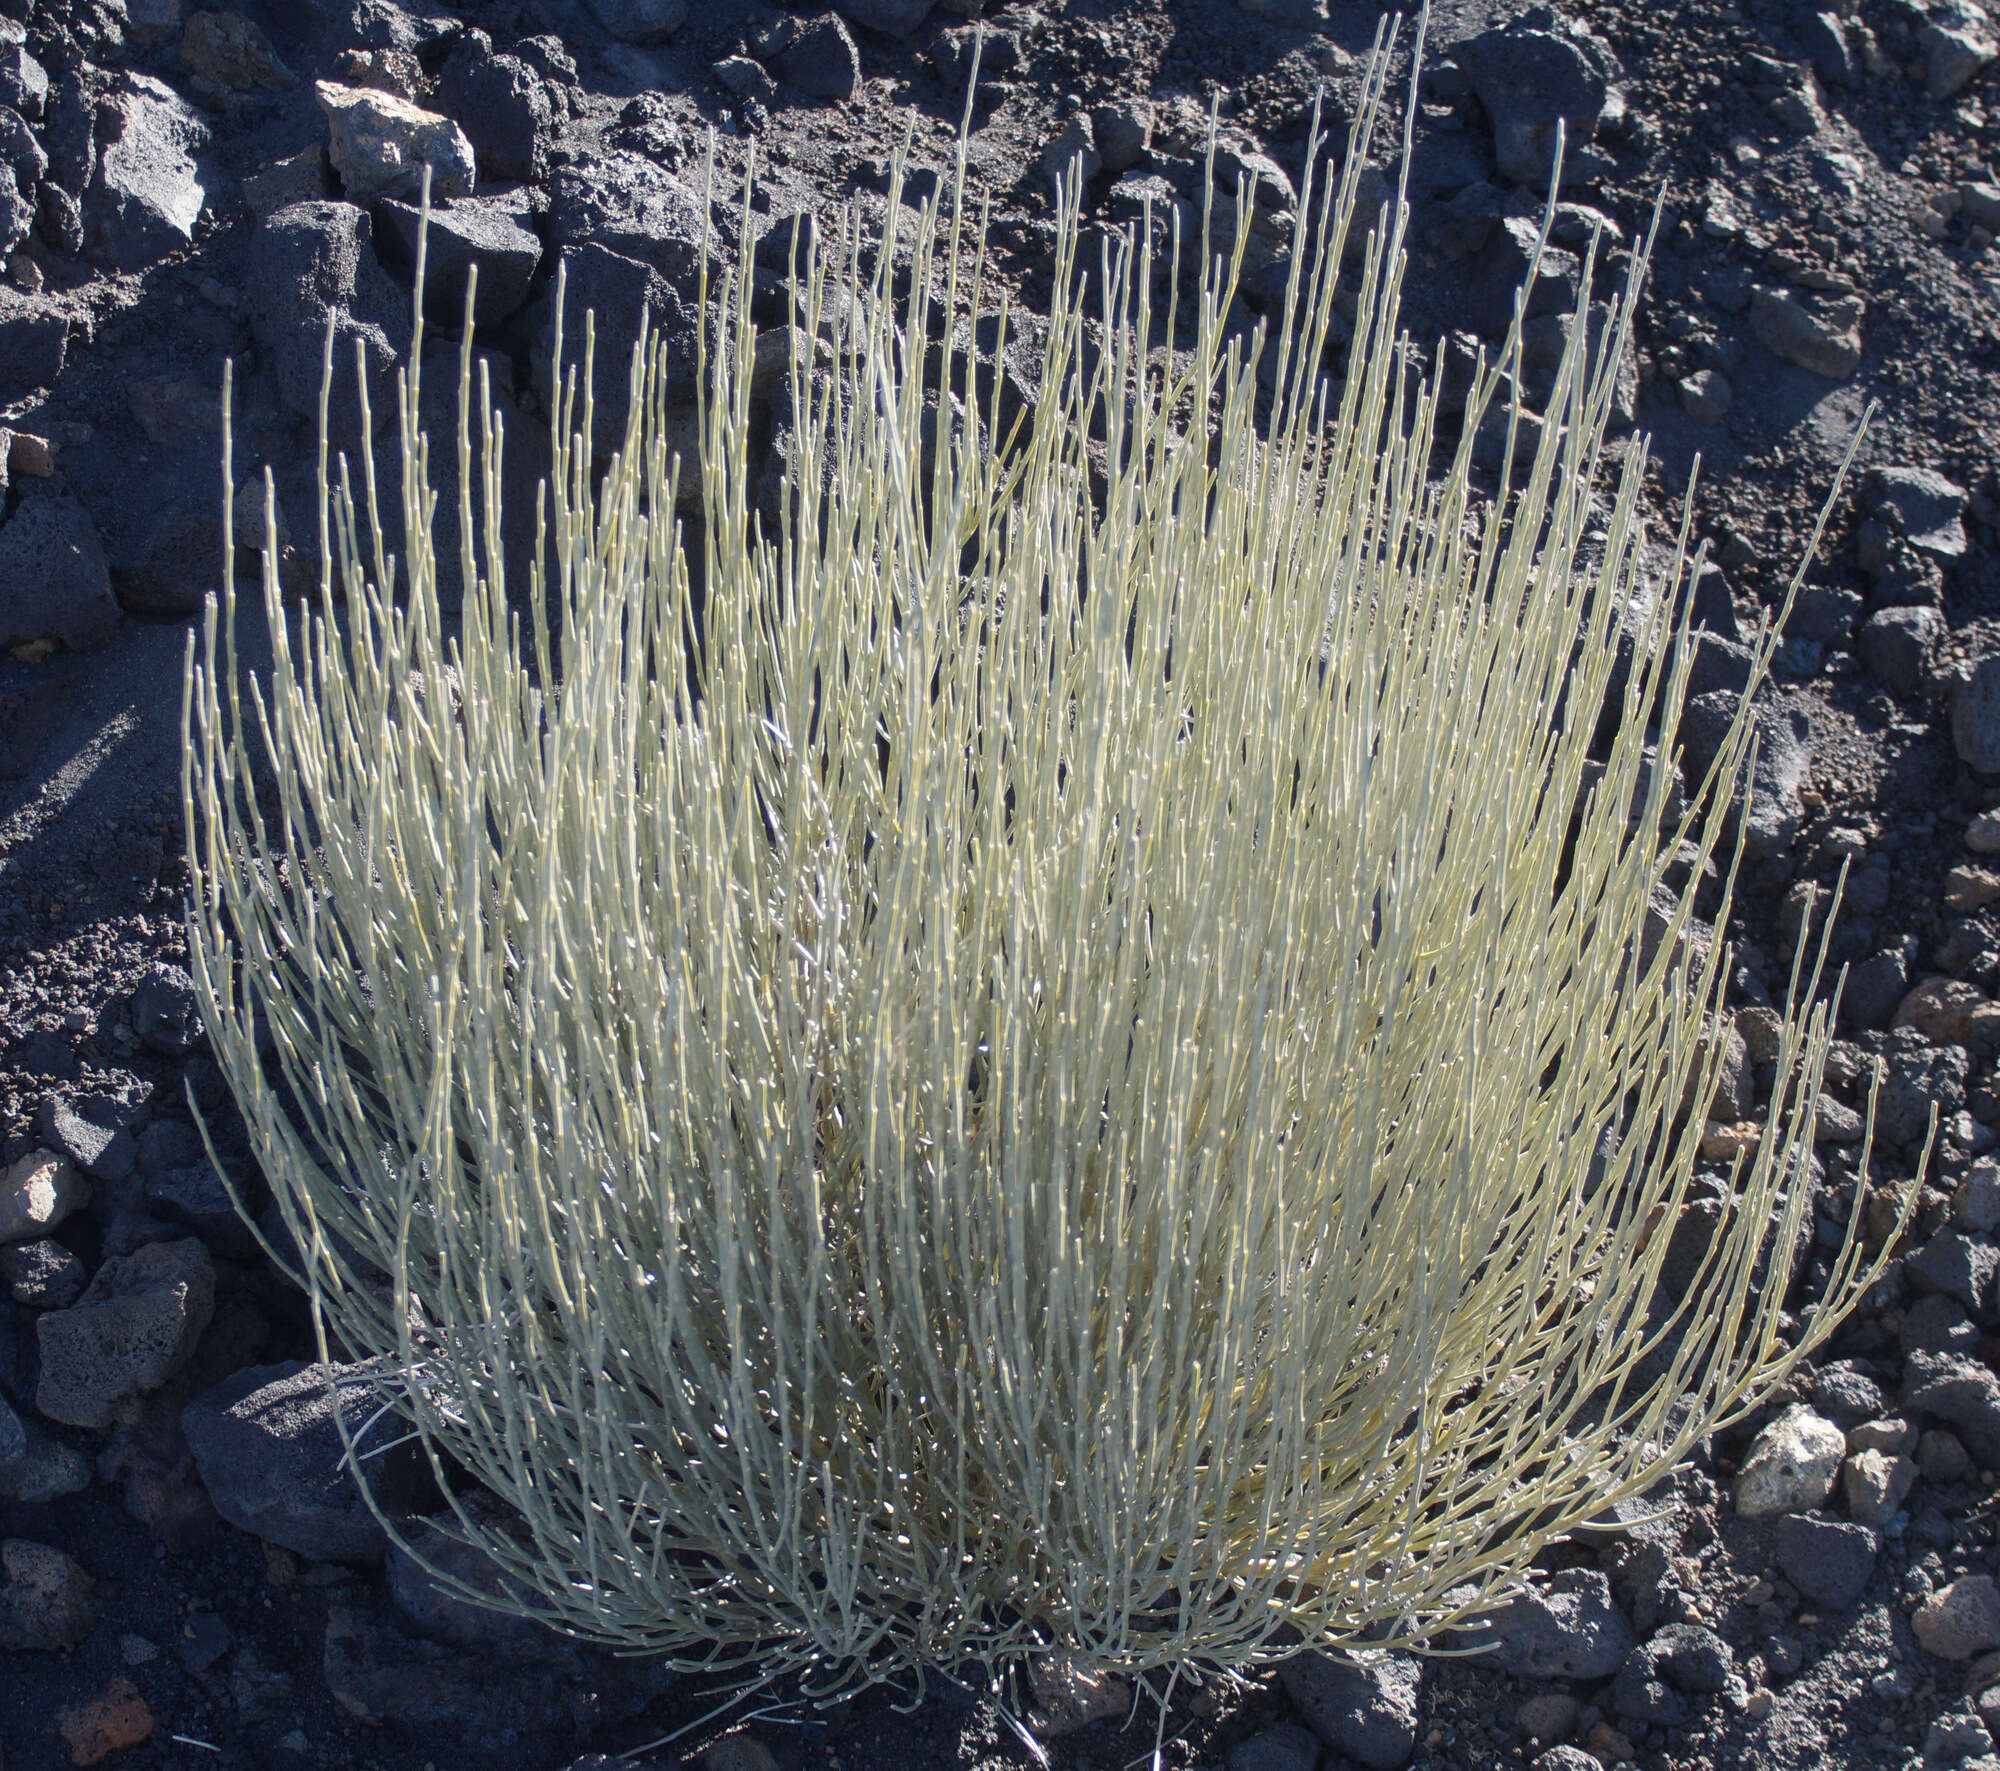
[0, 1537, 93, 1651]
[37, 1077, 151, 1182]
[0, 33, 45, 119]
[386, 1511, 573, 1663]
[1278, 1649, 1422, 1771]
[1647, 1623, 1735, 1693]
[1904, 1293, 1981, 1358]
[130, 962, 202, 1056]
[182, 1360, 434, 1566]
[839, 0, 936, 36]
[322, 1598, 677, 1737]
[1466, 216, 1582, 338]
[1423, 178, 1504, 260]
[547, 152, 707, 285]
[580, 0, 688, 44]
[531, 243, 698, 457]
[0, 286, 66, 402]
[1788, 583, 1864, 648]
[1612, 1654, 1690, 1727]
[1677, 690, 1813, 862]
[144, 1164, 257, 1261]
[1812, 1361, 1890, 1429]
[1904, 1350, 2000, 1467]
[1867, 463, 1969, 563]
[0, 479, 117, 653]
[1796, 9, 1857, 86]
[1227, 1723, 1322, 1771]
[778, 15, 864, 100]
[1450, 1568, 1636, 1679]
[374, 190, 543, 328]
[437, 44, 556, 185]
[0, 1239, 86, 1309]
[1457, 11, 1621, 187]
[1774, 1514, 1878, 1609]
[1876, 1028, 1965, 1151]
[1858, 606, 1945, 697]
[1953, 654, 2000, 774]
[5, 1027, 78, 1080]
[85, 72, 210, 270]
[134, 1117, 201, 1178]
[1906, 1230, 2000, 1322]
[1842, 946, 1914, 1032]
[250, 200, 410, 436]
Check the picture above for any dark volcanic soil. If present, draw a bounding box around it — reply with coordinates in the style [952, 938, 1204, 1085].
[3, 1, 2000, 1769]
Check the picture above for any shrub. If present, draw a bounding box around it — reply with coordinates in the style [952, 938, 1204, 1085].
[184, 53, 1904, 1702]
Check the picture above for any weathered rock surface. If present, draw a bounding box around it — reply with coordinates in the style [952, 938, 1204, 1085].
[86, 73, 209, 269]
[0, 1147, 88, 1244]
[1733, 1405, 1846, 1517]
[35, 1238, 215, 1429]
[316, 81, 475, 203]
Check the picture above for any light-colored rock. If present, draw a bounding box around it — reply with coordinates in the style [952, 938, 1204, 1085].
[1678, 367, 1733, 422]
[1947, 868, 2000, 912]
[1841, 1448, 1917, 1528]
[1699, 1120, 1762, 1161]
[1924, 7, 1998, 99]
[1916, 1575, 2000, 1660]
[316, 81, 474, 203]
[1733, 1404, 1846, 1517]
[1026, 1651, 1130, 1736]
[1848, 1416, 1916, 1455]
[0, 1147, 88, 1243]
[1898, 976, 1998, 1044]
[1750, 286, 1862, 379]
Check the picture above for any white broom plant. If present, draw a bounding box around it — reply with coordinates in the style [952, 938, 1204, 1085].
[184, 34, 1907, 1706]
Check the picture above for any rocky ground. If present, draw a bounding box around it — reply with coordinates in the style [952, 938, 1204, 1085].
[1, 0, 1999, 1766]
